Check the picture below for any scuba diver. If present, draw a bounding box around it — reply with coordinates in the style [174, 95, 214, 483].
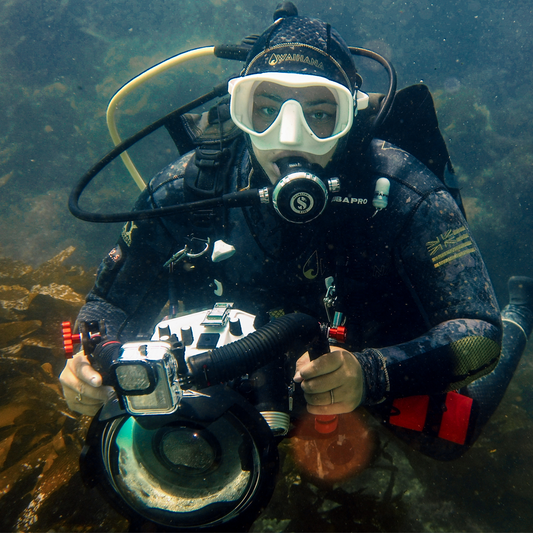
[61, 1, 533, 467]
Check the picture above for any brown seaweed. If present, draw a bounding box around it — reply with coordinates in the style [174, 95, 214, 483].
[0, 248, 127, 531]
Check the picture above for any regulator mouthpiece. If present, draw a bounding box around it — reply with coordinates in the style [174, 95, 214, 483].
[271, 158, 340, 224]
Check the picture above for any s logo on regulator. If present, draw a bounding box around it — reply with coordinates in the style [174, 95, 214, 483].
[291, 192, 314, 214]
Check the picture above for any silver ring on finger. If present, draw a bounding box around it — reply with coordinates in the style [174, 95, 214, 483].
[330, 389, 335, 404]
[76, 383, 84, 402]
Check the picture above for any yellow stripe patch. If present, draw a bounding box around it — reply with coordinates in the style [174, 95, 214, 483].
[426, 226, 475, 268]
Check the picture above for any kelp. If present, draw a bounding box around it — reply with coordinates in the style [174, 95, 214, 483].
[0, 248, 127, 531]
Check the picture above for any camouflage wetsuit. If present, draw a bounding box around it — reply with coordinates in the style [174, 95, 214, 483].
[77, 138, 529, 459]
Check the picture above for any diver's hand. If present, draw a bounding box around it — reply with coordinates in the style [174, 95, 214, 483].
[293, 348, 363, 415]
[59, 351, 113, 415]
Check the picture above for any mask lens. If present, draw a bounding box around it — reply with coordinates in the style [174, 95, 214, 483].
[252, 82, 339, 138]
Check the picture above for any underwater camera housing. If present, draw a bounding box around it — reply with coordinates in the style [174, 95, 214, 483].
[109, 340, 182, 415]
[105, 303, 258, 417]
[79, 304, 325, 531]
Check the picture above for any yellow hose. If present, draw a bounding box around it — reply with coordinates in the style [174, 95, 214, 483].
[106, 46, 216, 190]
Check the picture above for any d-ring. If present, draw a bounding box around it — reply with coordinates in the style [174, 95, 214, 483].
[330, 390, 335, 404]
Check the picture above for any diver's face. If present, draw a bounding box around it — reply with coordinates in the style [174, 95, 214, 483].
[251, 82, 339, 183]
[228, 73, 356, 181]
[252, 83, 339, 139]
[252, 142, 337, 184]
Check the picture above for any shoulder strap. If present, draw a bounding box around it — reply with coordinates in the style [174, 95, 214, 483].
[177, 98, 244, 199]
[164, 96, 242, 154]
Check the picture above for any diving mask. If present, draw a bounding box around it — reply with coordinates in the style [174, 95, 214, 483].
[228, 73, 368, 155]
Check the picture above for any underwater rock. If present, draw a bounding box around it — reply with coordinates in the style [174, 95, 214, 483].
[0, 320, 42, 348]
[15, 440, 80, 531]
[0, 277, 85, 371]
[0, 440, 56, 500]
[23, 246, 81, 287]
[0, 257, 32, 282]
[0, 402, 37, 431]
[0, 337, 55, 362]
[24, 283, 85, 325]
[0, 247, 93, 299]
[0, 285, 33, 320]
[0, 247, 89, 327]
[0, 250, 123, 531]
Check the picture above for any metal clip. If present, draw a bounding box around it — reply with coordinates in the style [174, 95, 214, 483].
[323, 276, 337, 325]
[323, 276, 337, 309]
[164, 238, 210, 268]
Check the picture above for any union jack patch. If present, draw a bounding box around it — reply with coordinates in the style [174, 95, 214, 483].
[426, 226, 475, 268]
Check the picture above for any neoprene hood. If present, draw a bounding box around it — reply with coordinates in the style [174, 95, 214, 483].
[243, 8, 360, 93]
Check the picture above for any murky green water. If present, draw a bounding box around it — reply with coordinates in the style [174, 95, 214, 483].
[1, 0, 533, 530]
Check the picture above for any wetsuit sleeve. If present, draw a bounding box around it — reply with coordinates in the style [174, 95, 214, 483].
[76, 196, 175, 340]
[357, 190, 502, 405]
[76, 155, 194, 341]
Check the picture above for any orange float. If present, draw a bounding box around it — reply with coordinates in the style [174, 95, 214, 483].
[289, 409, 376, 484]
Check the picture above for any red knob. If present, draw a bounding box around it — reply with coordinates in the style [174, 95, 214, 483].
[314, 414, 338, 434]
[62, 321, 81, 358]
[291, 410, 376, 484]
[329, 325, 347, 343]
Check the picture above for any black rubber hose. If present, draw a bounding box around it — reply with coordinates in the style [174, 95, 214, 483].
[187, 313, 321, 389]
[68, 81, 229, 223]
[349, 47, 397, 133]
[213, 44, 250, 61]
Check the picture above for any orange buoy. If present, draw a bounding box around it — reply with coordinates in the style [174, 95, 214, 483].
[289, 409, 375, 484]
